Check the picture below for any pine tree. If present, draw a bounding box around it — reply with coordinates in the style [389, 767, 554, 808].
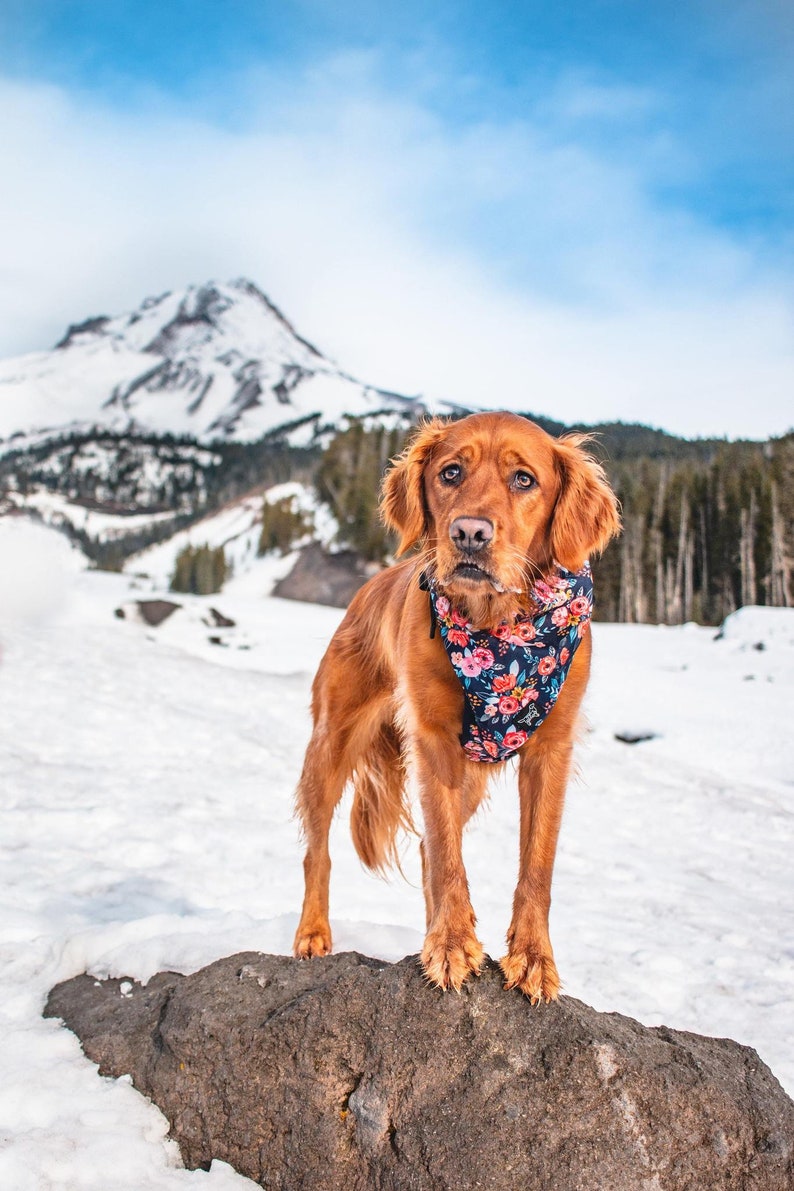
[317, 421, 408, 560]
[170, 543, 229, 594]
[258, 496, 312, 556]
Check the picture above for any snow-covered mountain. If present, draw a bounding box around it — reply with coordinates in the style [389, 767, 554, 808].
[0, 278, 424, 447]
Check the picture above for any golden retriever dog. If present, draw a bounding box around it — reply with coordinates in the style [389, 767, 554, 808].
[293, 412, 620, 1002]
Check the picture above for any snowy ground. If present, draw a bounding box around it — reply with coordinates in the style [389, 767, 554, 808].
[0, 520, 792, 1189]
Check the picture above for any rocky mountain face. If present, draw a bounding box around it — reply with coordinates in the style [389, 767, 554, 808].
[45, 950, 794, 1191]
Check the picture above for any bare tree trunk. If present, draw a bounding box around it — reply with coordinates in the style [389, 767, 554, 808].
[653, 467, 667, 622]
[619, 523, 635, 623]
[671, 499, 690, 622]
[632, 513, 645, 623]
[769, 482, 792, 606]
[654, 529, 664, 623]
[683, 532, 695, 622]
[699, 504, 708, 613]
[618, 516, 646, 623]
[739, 490, 757, 608]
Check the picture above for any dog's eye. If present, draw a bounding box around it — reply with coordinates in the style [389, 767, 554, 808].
[440, 464, 462, 485]
[513, 470, 537, 490]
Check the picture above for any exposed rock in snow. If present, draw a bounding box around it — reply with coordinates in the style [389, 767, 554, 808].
[114, 600, 183, 627]
[613, 730, 660, 745]
[45, 951, 794, 1191]
[272, 541, 375, 607]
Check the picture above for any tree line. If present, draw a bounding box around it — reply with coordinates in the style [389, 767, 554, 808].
[314, 419, 793, 626]
[592, 437, 792, 623]
[4, 415, 791, 625]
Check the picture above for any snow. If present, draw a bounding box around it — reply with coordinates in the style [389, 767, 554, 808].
[0, 340, 147, 441]
[128, 480, 338, 594]
[0, 521, 792, 1188]
[19, 490, 179, 541]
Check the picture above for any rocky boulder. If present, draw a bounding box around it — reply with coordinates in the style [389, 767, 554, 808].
[45, 952, 794, 1190]
[272, 543, 374, 607]
[114, 598, 182, 627]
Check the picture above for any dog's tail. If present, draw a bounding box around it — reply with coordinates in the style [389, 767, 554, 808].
[350, 721, 414, 875]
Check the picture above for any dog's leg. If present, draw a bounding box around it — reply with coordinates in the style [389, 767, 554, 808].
[418, 772, 484, 930]
[417, 750, 490, 991]
[292, 724, 351, 959]
[500, 735, 573, 1003]
[293, 676, 394, 959]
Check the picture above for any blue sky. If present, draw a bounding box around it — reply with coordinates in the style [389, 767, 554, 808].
[1, 0, 792, 437]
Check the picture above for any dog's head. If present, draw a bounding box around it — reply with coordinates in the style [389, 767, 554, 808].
[381, 412, 620, 627]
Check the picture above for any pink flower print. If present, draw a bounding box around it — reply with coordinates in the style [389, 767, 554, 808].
[534, 580, 553, 601]
[459, 655, 482, 678]
[502, 730, 528, 751]
[559, 646, 570, 666]
[451, 608, 469, 627]
[537, 655, 557, 676]
[520, 688, 539, 705]
[498, 695, 521, 715]
[551, 606, 569, 627]
[492, 674, 514, 694]
[578, 619, 590, 637]
[471, 647, 495, 670]
[483, 739, 499, 758]
[570, 596, 590, 617]
[493, 623, 512, 641]
[450, 651, 464, 667]
[510, 621, 536, 644]
[435, 596, 450, 618]
[447, 628, 469, 647]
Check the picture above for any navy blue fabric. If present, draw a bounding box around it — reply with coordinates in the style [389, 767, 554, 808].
[427, 563, 594, 762]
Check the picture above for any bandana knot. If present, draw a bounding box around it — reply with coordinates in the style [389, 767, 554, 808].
[425, 562, 593, 763]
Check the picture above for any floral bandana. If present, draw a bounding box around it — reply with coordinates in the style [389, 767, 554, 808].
[422, 562, 593, 763]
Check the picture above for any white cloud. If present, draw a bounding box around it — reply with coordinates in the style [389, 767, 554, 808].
[0, 61, 791, 440]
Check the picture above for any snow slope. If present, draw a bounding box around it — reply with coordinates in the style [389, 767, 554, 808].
[127, 480, 339, 595]
[0, 521, 792, 1189]
[0, 279, 421, 447]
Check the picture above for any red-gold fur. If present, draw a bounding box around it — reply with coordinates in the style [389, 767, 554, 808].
[293, 412, 620, 1001]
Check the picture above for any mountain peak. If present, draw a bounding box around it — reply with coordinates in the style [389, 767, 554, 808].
[0, 279, 421, 446]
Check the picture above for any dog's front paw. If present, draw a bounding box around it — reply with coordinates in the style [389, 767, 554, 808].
[500, 946, 560, 1005]
[421, 926, 484, 991]
[293, 918, 332, 959]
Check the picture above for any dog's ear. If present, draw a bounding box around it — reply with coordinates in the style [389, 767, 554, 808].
[380, 418, 449, 555]
[549, 434, 621, 571]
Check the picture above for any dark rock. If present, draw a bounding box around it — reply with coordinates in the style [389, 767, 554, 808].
[203, 606, 236, 628]
[54, 315, 111, 349]
[44, 952, 794, 1190]
[273, 542, 375, 607]
[114, 599, 182, 627]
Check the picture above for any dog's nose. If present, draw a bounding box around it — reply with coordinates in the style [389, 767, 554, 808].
[450, 517, 494, 554]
